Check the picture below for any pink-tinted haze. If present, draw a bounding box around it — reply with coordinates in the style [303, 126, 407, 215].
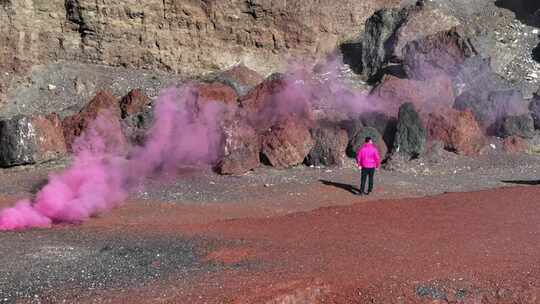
[0, 56, 517, 231]
[0, 86, 226, 231]
[129, 87, 226, 178]
[0, 60, 395, 231]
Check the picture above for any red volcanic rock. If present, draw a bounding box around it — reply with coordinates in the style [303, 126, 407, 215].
[403, 27, 477, 80]
[240, 74, 313, 131]
[427, 108, 485, 156]
[33, 113, 68, 160]
[371, 74, 454, 114]
[240, 74, 287, 113]
[217, 64, 264, 96]
[217, 118, 261, 175]
[261, 118, 315, 169]
[503, 136, 529, 154]
[63, 91, 122, 151]
[120, 89, 151, 118]
[193, 82, 239, 107]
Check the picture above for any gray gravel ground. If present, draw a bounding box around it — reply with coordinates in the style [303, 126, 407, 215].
[132, 152, 540, 204]
[1, 152, 539, 205]
[1, 63, 184, 119]
[0, 152, 539, 302]
[0, 227, 232, 303]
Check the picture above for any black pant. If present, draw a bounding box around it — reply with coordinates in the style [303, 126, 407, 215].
[360, 168, 375, 194]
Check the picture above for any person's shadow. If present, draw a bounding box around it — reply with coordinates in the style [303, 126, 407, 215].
[319, 179, 359, 194]
[501, 180, 540, 185]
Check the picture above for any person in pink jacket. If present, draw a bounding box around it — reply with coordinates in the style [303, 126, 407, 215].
[355, 137, 381, 195]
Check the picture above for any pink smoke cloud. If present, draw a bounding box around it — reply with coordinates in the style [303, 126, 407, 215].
[0, 59, 396, 231]
[268, 58, 383, 121]
[1, 54, 501, 231]
[0, 85, 226, 231]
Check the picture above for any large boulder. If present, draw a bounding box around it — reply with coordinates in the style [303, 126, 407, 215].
[393, 8, 460, 59]
[340, 119, 364, 140]
[360, 4, 460, 81]
[305, 122, 348, 167]
[240, 73, 287, 113]
[500, 114, 535, 139]
[359, 111, 397, 150]
[63, 91, 122, 151]
[361, 7, 411, 81]
[347, 126, 388, 160]
[393, 102, 426, 158]
[216, 118, 261, 175]
[193, 82, 239, 108]
[119, 89, 151, 119]
[454, 89, 528, 132]
[239, 74, 313, 131]
[402, 27, 477, 81]
[121, 104, 154, 146]
[0, 114, 67, 167]
[371, 74, 454, 113]
[426, 108, 485, 155]
[452, 56, 512, 97]
[32, 114, 67, 160]
[216, 64, 265, 96]
[261, 119, 315, 169]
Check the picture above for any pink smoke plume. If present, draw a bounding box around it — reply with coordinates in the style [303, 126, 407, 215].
[0, 56, 472, 231]
[0, 59, 396, 231]
[0, 86, 226, 231]
[260, 58, 382, 123]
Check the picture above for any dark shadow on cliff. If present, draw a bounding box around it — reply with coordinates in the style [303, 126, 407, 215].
[340, 41, 363, 74]
[495, 0, 540, 27]
[533, 43, 540, 63]
[319, 179, 359, 194]
[501, 179, 540, 185]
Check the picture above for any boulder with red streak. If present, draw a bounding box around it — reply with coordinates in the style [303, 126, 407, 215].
[240, 74, 287, 112]
[371, 74, 454, 114]
[193, 82, 239, 107]
[216, 64, 264, 96]
[403, 27, 477, 81]
[217, 117, 261, 175]
[33, 113, 68, 160]
[427, 108, 486, 156]
[119, 89, 151, 119]
[240, 74, 313, 131]
[62, 91, 124, 152]
[261, 118, 315, 169]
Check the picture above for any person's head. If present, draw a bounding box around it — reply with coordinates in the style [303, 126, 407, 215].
[365, 137, 373, 144]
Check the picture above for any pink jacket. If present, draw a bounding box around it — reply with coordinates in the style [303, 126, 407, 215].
[356, 143, 381, 169]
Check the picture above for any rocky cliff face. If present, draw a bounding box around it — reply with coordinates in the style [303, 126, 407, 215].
[0, 0, 401, 106]
[1, 0, 539, 119]
[1, 0, 540, 171]
[55, 0, 396, 73]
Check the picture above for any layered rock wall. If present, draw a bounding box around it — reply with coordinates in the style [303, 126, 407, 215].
[0, 0, 400, 101]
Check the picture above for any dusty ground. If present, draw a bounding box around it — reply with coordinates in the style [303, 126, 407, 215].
[0, 152, 540, 303]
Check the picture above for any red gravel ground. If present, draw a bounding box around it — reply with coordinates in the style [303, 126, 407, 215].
[67, 184, 540, 303]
